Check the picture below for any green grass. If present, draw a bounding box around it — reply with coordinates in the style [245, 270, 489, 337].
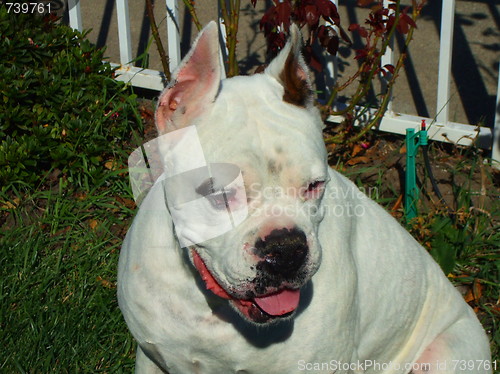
[1, 174, 136, 372]
[0, 10, 141, 370]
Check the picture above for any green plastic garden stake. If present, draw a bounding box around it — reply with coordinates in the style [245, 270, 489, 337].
[405, 121, 428, 221]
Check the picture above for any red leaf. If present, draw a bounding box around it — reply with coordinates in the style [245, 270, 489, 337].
[383, 64, 395, 74]
[386, 14, 395, 32]
[275, 2, 292, 29]
[396, 9, 417, 34]
[260, 6, 276, 34]
[317, 25, 339, 55]
[349, 23, 368, 38]
[396, 15, 409, 34]
[348, 23, 358, 31]
[327, 35, 339, 55]
[317, 24, 329, 41]
[267, 32, 287, 54]
[304, 5, 319, 26]
[303, 44, 323, 72]
[354, 48, 368, 60]
[402, 12, 417, 29]
[309, 55, 323, 72]
[357, 0, 373, 7]
[316, 0, 340, 24]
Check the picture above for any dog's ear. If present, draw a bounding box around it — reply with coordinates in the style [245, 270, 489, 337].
[265, 24, 312, 107]
[156, 21, 221, 134]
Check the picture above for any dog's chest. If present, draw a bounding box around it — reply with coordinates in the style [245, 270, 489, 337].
[159, 332, 335, 374]
[148, 278, 357, 374]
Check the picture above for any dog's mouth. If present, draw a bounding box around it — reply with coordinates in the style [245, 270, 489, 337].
[191, 249, 300, 324]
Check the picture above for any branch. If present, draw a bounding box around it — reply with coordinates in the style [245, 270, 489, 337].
[145, 0, 171, 80]
[220, 0, 240, 77]
[182, 0, 202, 31]
[230, 0, 241, 76]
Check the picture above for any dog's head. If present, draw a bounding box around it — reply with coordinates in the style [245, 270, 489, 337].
[155, 22, 329, 325]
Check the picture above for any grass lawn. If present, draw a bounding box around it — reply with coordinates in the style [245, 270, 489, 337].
[1, 175, 137, 372]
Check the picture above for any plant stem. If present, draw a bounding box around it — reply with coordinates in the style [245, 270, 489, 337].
[220, 0, 240, 77]
[145, 0, 171, 80]
[325, 34, 381, 115]
[230, 0, 241, 76]
[183, 0, 202, 31]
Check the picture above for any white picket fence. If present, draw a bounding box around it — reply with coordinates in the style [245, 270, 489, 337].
[67, 0, 499, 164]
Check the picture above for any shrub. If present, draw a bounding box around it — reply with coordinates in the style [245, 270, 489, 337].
[0, 8, 141, 188]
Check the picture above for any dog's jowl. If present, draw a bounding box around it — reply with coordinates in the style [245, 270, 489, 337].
[118, 22, 492, 373]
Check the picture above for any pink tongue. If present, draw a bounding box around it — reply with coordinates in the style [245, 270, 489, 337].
[253, 289, 300, 316]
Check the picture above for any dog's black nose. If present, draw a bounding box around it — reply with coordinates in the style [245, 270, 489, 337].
[254, 228, 308, 279]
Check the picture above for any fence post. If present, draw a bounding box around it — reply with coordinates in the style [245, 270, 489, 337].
[68, 0, 82, 32]
[116, 0, 133, 66]
[436, 0, 455, 124]
[217, 2, 229, 79]
[166, 0, 181, 73]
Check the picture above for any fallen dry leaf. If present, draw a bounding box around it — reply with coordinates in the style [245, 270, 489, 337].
[96, 276, 115, 289]
[464, 288, 475, 303]
[351, 144, 364, 157]
[464, 280, 482, 304]
[472, 279, 483, 301]
[391, 194, 404, 212]
[1, 198, 20, 209]
[116, 196, 136, 209]
[74, 191, 87, 200]
[346, 156, 370, 166]
[104, 160, 117, 170]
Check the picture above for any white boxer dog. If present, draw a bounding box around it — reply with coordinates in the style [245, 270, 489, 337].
[118, 22, 492, 373]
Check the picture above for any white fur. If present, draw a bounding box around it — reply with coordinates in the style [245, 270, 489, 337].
[118, 22, 491, 374]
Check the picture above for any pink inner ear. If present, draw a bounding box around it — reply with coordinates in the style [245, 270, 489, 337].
[169, 99, 179, 111]
[279, 51, 311, 107]
[296, 66, 308, 82]
[155, 22, 221, 134]
[156, 82, 190, 133]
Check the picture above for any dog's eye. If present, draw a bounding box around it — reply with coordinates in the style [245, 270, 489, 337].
[304, 180, 325, 200]
[207, 189, 236, 210]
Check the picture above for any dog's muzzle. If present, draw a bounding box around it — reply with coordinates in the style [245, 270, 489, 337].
[191, 227, 311, 325]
